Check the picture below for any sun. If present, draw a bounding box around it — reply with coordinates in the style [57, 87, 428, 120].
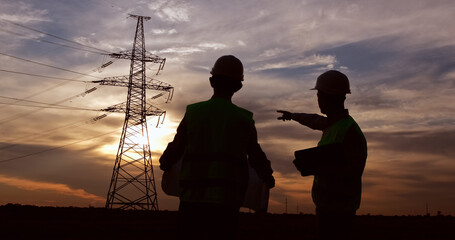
[97, 120, 177, 159]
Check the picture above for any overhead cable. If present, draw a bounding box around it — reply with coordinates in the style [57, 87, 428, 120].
[0, 101, 98, 111]
[0, 58, 114, 112]
[0, 118, 91, 150]
[0, 129, 120, 164]
[0, 86, 102, 124]
[0, 28, 107, 55]
[0, 95, 99, 111]
[0, 18, 111, 54]
[0, 52, 100, 79]
[0, 69, 92, 82]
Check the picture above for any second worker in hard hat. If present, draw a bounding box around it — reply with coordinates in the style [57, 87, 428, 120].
[160, 55, 275, 240]
[277, 70, 367, 240]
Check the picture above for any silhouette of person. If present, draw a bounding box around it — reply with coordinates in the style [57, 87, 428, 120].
[160, 55, 275, 240]
[277, 70, 367, 240]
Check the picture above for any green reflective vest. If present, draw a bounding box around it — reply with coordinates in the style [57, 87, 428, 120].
[312, 115, 367, 212]
[179, 98, 255, 206]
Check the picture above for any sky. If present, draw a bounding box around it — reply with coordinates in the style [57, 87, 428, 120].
[0, 0, 454, 216]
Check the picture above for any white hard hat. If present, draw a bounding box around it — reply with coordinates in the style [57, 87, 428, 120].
[311, 70, 351, 95]
[210, 55, 244, 81]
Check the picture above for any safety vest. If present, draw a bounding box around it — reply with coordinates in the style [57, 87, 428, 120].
[179, 98, 254, 206]
[312, 115, 367, 212]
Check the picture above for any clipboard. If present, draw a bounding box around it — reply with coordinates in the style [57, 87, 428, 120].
[293, 143, 345, 176]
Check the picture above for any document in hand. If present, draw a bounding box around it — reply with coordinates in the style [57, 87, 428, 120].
[161, 157, 269, 212]
[293, 143, 345, 176]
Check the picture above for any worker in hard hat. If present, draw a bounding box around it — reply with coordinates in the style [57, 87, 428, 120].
[277, 70, 367, 240]
[160, 55, 275, 240]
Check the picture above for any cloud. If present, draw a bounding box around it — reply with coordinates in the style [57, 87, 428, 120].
[253, 54, 337, 71]
[148, 0, 192, 22]
[158, 46, 204, 55]
[197, 42, 227, 50]
[366, 130, 455, 158]
[0, 1, 50, 23]
[156, 42, 228, 56]
[360, 151, 455, 215]
[151, 28, 178, 35]
[0, 141, 114, 196]
[0, 174, 104, 203]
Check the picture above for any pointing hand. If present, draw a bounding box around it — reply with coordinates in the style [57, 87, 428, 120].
[277, 110, 292, 121]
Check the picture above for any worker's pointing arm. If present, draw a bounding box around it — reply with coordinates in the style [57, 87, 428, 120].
[277, 110, 328, 130]
[277, 110, 293, 121]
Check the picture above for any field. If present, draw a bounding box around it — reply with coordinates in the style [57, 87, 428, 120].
[0, 204, 454, 239]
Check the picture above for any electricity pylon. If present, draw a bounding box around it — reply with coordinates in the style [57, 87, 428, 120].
[103, 14, 170, 210]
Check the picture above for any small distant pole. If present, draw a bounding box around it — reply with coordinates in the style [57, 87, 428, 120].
[426, 203, 429, 216]
[285, 196, 288, 214]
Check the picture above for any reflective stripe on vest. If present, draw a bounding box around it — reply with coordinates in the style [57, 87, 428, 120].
[312, 115, 367, 212]
[180, 98, 254, 205]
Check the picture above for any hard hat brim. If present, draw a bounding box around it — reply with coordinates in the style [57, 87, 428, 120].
[309, 87, 351, 94]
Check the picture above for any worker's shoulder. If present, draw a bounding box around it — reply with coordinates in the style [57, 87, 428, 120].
[188, 99, 252, 116]
[345, 116, 366, 143]
[187, 100, 210, 110]
[346, 116, 364, 132]
[231, 103, 253, 119]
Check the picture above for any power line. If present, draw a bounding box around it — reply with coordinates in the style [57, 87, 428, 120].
[0, 85, 102, 125]
[0, 80, 70, 112]
[0, 91, 99, 111]
[0, 118, 91, 150]
[0, 69, 92, 82]
[0, 52, 100, 79]
[0, 129, 120, 164]
[0, 97, 98, 111]
[0, 28, 107, 55]
[0, 18, 111, 54]
[0, 57, 115, 112]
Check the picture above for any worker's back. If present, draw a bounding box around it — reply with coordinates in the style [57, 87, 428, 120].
[185, 98, 254, 156]
[313, 114, 367, 212]
[180, 97, 255, 207]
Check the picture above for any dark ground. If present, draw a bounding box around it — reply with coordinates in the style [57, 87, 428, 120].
[0, 204, 454, 240]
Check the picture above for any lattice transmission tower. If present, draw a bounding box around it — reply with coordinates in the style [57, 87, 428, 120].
[102, 14, 172, 210]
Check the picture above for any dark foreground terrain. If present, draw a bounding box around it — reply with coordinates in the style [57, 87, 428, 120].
[0, 204, 454, 240]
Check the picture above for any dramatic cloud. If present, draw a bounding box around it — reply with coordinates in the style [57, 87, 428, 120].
[0, 174, 104, 203]
[148, 0, 192, 23]
[253, 54, 337, 71]
[0, 1, 50, 23]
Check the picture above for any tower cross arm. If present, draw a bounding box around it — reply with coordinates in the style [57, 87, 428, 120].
[108, 50, 165, 64]
[145, 78, 173, 92]
[128, 14, 151, 21]
[101, 102, 127, 113]
[93, 76, 173, 92]
[100, 101, 167, 115]
[146, 104, 165, 116]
